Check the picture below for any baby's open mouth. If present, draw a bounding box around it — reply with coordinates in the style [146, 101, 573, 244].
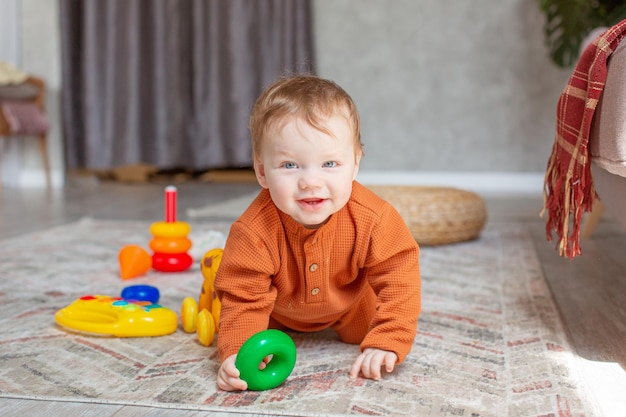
[299, 198, 326, 208]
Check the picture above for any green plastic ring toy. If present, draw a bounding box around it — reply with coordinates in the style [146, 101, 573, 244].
[235, 329, 297, 391]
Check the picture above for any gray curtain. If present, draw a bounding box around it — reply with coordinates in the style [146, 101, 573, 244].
[59, 0, 314, 171]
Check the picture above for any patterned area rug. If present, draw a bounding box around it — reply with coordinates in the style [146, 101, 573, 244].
[0, 219, 597, 416]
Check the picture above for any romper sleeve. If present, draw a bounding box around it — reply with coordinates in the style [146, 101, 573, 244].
[214, 220, 278, 362]
[360, 204, 421, 363]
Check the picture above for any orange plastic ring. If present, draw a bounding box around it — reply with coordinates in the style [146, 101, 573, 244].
[149, 237, 192, 254]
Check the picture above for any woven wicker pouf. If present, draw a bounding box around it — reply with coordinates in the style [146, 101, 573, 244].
[369, 185, 487, 246]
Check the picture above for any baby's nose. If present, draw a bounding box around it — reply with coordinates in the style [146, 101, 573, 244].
[298, 171, 322, 189]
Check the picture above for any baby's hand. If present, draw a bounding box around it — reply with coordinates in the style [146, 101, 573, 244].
[217, 354, 248, 391]
[349, 348, 398, 380]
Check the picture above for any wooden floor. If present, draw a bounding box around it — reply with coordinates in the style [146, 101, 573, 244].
[1, 176, 624, 416]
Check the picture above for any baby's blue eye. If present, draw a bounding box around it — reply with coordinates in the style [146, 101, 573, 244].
[323, 161, 337, 168]
[284, 162, 297, 169]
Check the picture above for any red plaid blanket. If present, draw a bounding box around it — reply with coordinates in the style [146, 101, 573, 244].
[542, 19, 626, 259]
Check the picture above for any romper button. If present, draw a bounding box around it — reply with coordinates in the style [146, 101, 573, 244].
[309, 263, 318, 272]
[311, 288, 320, 295]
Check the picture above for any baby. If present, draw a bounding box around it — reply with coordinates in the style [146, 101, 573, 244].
[214, 75, 421, 391]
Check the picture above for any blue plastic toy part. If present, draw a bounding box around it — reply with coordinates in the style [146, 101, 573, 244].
[121, 284, 160, 303]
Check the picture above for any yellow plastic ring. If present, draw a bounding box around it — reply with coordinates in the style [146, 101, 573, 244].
[150, 221, 191, 238]
[196, 309, 216, 346]
[181, 297, 198, 333]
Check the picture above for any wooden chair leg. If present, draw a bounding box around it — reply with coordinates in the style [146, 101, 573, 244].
[39, 133, 51, 188]
[582, 198, 605, 238]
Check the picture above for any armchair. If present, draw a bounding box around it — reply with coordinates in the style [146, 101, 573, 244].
[0, 75, 51, 188]
[583, 31, 626, 235]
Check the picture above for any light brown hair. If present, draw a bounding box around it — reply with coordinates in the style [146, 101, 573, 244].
[249, 75, 362, 157]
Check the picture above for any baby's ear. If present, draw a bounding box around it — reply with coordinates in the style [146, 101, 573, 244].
[253, 156, 269, 189]
[352, 151, 362, 181]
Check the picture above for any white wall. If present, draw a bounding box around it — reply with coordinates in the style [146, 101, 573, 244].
[0, 0, 20, 62]
[0, 0, 24, 187]
[0, 0, 63, 188]
[313, 0, 570, 184]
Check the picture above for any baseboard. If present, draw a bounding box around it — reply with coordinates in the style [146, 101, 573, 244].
[356, 171, 545, 196]
[1, 169, 546, 195]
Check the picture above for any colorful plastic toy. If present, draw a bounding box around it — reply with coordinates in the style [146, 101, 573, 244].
[235, 329, 297, 391]
[180, 248, 223, 346]
[150, 186, 193, 272]
[116, 186, 193, 279]
[118, 244, 152, 279]
[55, 295, 178, 337]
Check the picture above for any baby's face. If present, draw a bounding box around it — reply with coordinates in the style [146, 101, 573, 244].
[254, 114, 361, 228]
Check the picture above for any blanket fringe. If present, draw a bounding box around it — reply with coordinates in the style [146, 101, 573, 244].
[542, 144, 596, 259]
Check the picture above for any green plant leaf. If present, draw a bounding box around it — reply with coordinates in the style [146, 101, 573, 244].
[536, 0, 626, 68]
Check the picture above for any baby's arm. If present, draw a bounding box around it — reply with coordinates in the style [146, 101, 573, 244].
[217, 354, 248, 391]
[349, 348, 398, 380]
[359, 204, 421, 366]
